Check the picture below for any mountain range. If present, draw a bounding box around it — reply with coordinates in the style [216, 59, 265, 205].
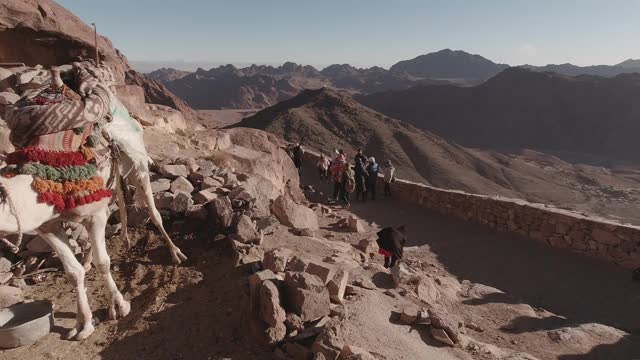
[358, 67, 640, 163]
[148, 49, 640, 110]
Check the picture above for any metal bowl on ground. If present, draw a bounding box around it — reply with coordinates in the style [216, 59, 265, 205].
[0, 300, 54, 348]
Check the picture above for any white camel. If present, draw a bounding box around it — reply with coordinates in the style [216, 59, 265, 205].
[0, 88, 186, 340]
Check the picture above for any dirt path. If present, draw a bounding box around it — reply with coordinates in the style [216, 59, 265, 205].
[302, 171, 640, 359]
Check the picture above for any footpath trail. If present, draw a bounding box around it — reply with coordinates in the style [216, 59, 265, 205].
[302, 171, 640, 336]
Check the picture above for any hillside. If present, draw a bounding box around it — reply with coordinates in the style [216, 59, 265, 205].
[359, 67, 640, 163]
[233, 88, 640, 224]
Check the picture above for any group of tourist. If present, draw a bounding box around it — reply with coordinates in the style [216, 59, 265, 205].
[316, 147, 395, 207]
[287, 143, 405, 269]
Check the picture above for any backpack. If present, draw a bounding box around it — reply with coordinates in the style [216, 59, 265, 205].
[344, 169, 356, 193]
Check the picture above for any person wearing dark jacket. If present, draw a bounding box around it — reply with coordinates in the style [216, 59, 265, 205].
[364, 157, 379, 200]
[292, 143, 304, 174]
[355, 148, 367, 167]
[354, 158, 368, 201]
[376, 225, 407, 268]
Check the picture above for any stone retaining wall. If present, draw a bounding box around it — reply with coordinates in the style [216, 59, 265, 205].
[303, 151, 640, 269]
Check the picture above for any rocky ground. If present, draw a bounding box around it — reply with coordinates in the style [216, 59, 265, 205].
[2, 123, 639, 359]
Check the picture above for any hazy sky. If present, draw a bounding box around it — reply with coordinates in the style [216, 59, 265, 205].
[58, 0, 640, 69]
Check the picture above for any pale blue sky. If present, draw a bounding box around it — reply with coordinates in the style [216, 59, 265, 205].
[58, 0, 640, 69]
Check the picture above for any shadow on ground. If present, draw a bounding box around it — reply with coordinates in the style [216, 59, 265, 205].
[97, 225, 272, 360]
[302, 170, 640, 359]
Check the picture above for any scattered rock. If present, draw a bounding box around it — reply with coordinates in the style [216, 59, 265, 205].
[186, 204, 208, 220]
[416, 277, 441, 304]
[305, 262, 337, 285]
[430, 327, 455, 346]
[271, 195, 319, 230]
[264, 248, 294, 273]
[153, 191, 175, 210]
[400, 306, 419, 325]
[348, 216, 365, 233]
[170, 176, 195, 194]
[206, 196, 233, 228]
[327, 269, 349, 303]
[265, 322, 287, 345]
[170, 190, 194, 213]
[390, 262, 420, 287]
[201, 176, 223, 190]
[235, 215, 260, 244]
[311, 325, 344, 360]
[0, 285, 23, 308]
[429, 308, 460, 344]
[284, 313, 305, 332]
[193, 189, 217, 205]
[159, 164, 188, 179]
[231, 240, 264, 265]
[287, 256, 309, 272]
[260, 280, 286, 327]
[150, 178, 171, 193]
[355, 238, 377, 258]
[284, 272, 331, 322]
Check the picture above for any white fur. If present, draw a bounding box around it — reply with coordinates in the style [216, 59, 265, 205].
[0, 88, 186, 340]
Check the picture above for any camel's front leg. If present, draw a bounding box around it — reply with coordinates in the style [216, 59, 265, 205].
[37, 223, 95, 340]
[131, 171, 187, 264]
[84, 208, 130, 320]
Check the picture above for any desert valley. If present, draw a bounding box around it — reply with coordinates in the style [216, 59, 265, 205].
[0, 1, 639, 360]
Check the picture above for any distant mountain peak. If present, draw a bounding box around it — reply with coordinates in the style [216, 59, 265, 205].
[616, 59, 640, 69]
[390, 49, 509, 80]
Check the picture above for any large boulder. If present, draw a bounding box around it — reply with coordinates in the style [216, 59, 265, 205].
[284, 272, 331, 322]
[271, 195, 319, 230]
[205, 128, 300, 198]
[259, 280, 286, 327]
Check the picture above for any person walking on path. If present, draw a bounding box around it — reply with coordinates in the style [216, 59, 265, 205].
[365, 157, 379, 200]
[330, 150, 346, 201]
[376, 225, 407, 268]
[292, 142, 304, 175]
[354, 157, 368, 201]
[342, 161, 356, 206]
[383, 160, 395, 197]
[317, 153, 331, 182]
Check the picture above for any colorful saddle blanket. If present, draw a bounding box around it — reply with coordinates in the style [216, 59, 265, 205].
[1, 145, 112, 212]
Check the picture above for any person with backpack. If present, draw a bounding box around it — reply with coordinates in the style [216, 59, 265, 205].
[376, 225, 407, 268]
[364, 157, 379, 200]
[354, 157, 368, 201]
[330, 150, 346, 201]
[342, 161, 356, 206]
[383, 160, 395, 197]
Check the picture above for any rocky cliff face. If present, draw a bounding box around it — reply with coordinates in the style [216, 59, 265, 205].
[0, 0, 129, 83]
